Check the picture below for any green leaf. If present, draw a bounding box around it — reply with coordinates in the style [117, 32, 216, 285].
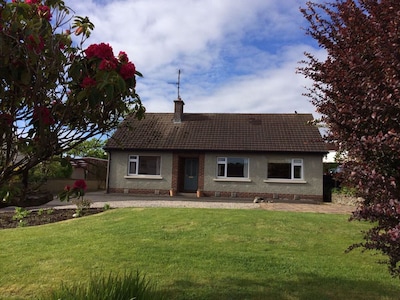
[116, 76, 126, 92]
[77, 90, 87, 103]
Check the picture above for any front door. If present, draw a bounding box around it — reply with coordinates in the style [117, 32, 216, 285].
[183, 158, 198, 192]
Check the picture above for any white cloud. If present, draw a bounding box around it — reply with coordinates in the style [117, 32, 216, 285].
[66, 0, 324, 116]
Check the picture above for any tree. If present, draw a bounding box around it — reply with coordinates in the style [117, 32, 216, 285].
[67, 138, 107, 159]
[0, 0, 145, 206]
[298, 0, 400, 277]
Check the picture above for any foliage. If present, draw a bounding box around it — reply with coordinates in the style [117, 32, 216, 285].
[58, 179, 90, 217]
[0, 0, 145, 204]
[332, 186, 357, 197]
[29, 156, 73, 181]
[299, 0, 400, 276]
[37, 208, 54, 216]
[12, 207, 31, 227]
[44, 270, 163, 300]
[67, 138, 107, 159]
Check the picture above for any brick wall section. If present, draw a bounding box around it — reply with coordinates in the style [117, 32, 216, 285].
[202, 191, 322, 201]
[198, 153, 205, 191]
[171, 153, 179, 192]
[107, 188, 323, 201]
[108, 188, 170, 196]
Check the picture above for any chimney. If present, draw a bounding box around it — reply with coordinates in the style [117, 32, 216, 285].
[173, 98, 184, 123]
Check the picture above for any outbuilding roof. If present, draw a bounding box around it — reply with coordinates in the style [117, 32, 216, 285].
[105, 112, 327, 153]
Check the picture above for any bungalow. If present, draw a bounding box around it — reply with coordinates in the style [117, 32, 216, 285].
[104, 99, 327, 201]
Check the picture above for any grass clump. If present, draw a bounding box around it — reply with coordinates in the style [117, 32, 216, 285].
[43, 270, 163, 300]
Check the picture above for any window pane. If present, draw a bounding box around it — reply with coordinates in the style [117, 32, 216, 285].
[227, 158, 245, 177]
[129, 161, 137, 175]
[138, 156, 160, 175]
[268, 163, 291, 179]
[294, 165, 302, 179]
[217, 163, 225, 177]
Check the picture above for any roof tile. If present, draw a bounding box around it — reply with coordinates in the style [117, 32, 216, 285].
[105, 113, 327, 153]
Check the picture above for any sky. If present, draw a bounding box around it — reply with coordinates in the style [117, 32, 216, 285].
[67, 0, 326, 116]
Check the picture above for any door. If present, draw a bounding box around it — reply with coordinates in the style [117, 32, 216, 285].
[184, 158, 198, 192]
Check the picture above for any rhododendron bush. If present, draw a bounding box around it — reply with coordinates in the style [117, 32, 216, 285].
[0, 0, 145, 206]
[299, 1, 400, 277]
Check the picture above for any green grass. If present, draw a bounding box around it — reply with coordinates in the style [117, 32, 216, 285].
[0, 208, 399, 299]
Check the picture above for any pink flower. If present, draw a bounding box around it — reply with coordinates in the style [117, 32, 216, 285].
[85, 43, 114, 60]
[38, 5, 52, 21]
[73, 179, 87, 191]
[99, 59, 117, 71]
[26, 0, 40, 4]
[64, 185, 71, 191]
[119, 62, 136, 80]
[81, 76, 97, 88]
[118, 51, 129, 63]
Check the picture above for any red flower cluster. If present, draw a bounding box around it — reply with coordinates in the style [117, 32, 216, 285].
[119, 62, 136, 80]
[81, 76, 97, 88]
[73, 179, 87, 191]
[12, 1, 52, 21]
[81, 43, 137, 88]
[85, 43, 114, 60]
[33, 106, 55, 125]
[118, 51, 129, 63]
[99, 59, 117, 71]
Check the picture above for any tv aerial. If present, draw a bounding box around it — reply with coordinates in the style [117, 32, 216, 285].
[168, 69, 182, 100]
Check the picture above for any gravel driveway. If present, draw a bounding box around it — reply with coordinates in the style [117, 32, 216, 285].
[40, 191, 355, 214]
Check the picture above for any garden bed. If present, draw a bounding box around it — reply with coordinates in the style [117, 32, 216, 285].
[0, 208, 104, 229]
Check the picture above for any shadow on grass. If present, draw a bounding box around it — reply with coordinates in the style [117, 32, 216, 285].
[161, 273, 400, 300]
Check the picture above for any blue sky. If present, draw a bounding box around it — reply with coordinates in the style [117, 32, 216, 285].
[67, 0, 326, 116]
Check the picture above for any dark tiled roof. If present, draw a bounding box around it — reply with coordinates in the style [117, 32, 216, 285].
[105, 113, 327, 153]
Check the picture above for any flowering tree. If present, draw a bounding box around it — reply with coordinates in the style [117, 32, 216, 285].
[59, 179, 90, 217]
[299, 1, 400, 277]
[0, 0, 145, 206]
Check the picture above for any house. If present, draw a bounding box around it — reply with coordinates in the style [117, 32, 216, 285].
[70, 157, 108, 189]
[104, 99, 327, 201]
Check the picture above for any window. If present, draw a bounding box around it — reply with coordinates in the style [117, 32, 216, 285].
[128, 155, 161, 176]
[217, 157, 249, 178]
[267, 159, 303, 180]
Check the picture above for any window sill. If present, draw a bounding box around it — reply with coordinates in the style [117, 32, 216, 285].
[124, 175, 163, 180]
[263, 179, 307, 184]
[214, 178, 252, 182]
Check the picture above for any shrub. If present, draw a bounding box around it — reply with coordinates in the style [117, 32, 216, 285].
[12, 207, 31, 227]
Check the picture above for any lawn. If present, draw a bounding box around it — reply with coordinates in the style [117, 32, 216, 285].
[0, 208, 399, 299]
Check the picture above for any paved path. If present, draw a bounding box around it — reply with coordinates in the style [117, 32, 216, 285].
[33, 191, 356, 215]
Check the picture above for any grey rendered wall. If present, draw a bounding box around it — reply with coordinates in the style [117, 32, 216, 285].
[107, 151, 173, 192]
[203, 153, 323, 198]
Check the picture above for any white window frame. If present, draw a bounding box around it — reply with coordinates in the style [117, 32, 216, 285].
[291, 159, 303, 180]
[126, 155, 162, 178]
[216, 157, 250, 180]
[265, 158, 305, 183]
